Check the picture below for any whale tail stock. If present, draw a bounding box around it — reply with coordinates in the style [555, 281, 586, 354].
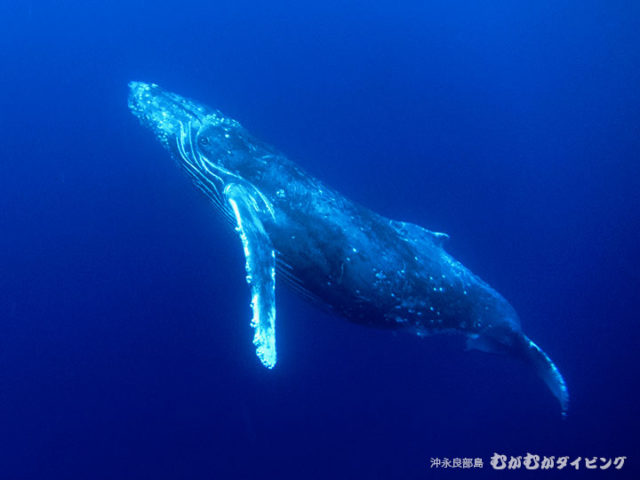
[467, 331, 569, 416]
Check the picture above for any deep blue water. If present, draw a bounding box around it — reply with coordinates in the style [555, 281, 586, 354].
[1, 1, 639, 478]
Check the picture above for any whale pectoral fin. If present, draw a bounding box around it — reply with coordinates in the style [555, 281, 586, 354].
[224, 183, 277, 369]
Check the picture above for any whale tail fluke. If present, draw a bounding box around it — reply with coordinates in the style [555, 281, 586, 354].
[467, 331, 569, 416]
[518, 335, 570, 417]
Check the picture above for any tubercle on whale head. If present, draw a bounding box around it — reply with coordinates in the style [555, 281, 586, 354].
[128, 82, 207, 150]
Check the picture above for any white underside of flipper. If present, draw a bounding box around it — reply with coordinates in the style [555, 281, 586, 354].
[224, 183, 277, 368]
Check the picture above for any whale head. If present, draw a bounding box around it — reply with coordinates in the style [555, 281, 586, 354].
[128, 82, 209, 151]
[128, 82, 261, 195]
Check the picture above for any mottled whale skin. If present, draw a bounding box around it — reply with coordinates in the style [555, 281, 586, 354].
[128, 82, 569, 414]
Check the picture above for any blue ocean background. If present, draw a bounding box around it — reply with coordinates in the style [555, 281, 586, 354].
[1, 1, 639, 478]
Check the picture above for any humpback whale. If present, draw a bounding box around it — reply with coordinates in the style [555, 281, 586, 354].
[128, 82, 569, 415]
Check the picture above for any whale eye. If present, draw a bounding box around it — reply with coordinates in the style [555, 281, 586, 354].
[199, 136, 210, 146]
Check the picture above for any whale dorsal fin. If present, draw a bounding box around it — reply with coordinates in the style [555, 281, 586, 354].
[391, 220, 450, 246]
[427, 230, 449, 245]
[224, 183, 277, 369]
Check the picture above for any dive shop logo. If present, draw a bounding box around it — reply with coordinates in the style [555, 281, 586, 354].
[429, 454, 628, 471]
